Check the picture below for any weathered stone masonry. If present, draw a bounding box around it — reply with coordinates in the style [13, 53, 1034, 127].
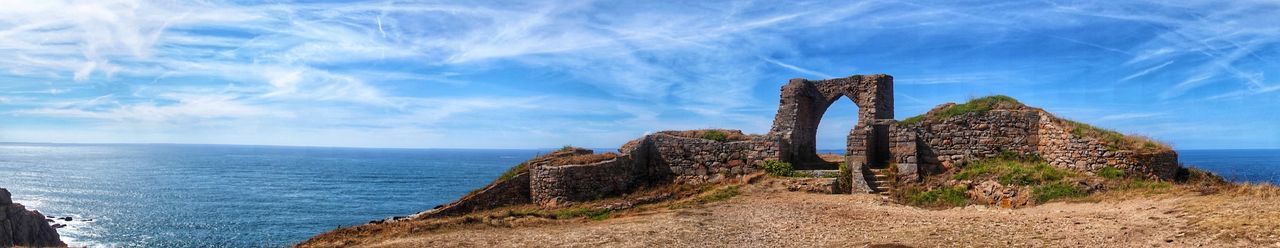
[528, 131, 780, 206]
[891, 108, 1180, 182]
[425, 73, 1183, 213]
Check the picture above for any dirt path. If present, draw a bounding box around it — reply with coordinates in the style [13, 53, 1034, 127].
[351, 181, 1271, 248]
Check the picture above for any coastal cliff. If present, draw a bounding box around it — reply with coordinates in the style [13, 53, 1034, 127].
[1, 188, 66, 247]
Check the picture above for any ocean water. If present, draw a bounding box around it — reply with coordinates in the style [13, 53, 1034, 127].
[1179, 149, 1280, 184]
[0, 143, 545, 247]
[0, 144, 1275, 247]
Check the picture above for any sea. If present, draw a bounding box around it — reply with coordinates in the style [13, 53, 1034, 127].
[0, 143, 1276, 247]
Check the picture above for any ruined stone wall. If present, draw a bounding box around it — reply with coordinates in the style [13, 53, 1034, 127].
[888, 125, 920, 183]
[902, 109, 1180, 179]
[1035, 114, 1180, 178]
[530, 156, 641, 206]
[526, 132, 782, 206]
[647, 134, 780, 184]
[912, 110, 1043, 171]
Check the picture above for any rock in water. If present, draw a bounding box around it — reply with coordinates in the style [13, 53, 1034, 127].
[0, 188, 68, 247]
[0, 189, 9, 205]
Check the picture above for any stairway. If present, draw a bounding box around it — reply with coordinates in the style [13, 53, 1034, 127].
[865, 168, 893, 195]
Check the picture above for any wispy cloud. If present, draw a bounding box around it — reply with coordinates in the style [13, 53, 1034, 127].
[1, 0, 1278, 148]
[762, 58, 834, 79]
[1121, 60, 1175, 81]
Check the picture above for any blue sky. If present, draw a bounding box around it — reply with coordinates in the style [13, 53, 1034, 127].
[1, 0, 1277, 149]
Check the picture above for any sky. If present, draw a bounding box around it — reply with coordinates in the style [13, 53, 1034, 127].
[0, 0, 1278, 150]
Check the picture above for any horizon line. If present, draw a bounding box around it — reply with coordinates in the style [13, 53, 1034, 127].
[0, 141, 1275, 151]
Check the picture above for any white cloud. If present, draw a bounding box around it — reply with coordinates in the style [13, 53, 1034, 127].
[14, 93, 276, 123]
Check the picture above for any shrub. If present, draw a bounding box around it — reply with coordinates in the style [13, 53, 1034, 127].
[761, 160, 795, 177]
[836, 162, 851, 193]
[701, 130, 728, 142]
[1032, 182, 1086, 203]
[904, 185, 969, 207]
[559, 145, 574, 152]
[1097, 166, 1126, 180]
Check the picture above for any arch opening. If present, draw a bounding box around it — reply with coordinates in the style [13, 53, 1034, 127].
[807, 96, 859, 170]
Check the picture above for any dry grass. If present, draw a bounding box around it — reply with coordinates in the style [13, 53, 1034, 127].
[299, 175, 758, 248]
[1071, 176, 1280, 245]
[300, 174, 1280, 247]
[1180, 183, 1280, 244]
[1062, 119, 1170, 153]
[545, 152, 619, 166]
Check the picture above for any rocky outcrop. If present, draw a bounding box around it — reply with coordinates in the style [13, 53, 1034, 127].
[967, 180, 1032, 209]
[1, 188, 67, 247]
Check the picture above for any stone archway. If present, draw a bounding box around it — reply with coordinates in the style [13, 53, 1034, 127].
[768, 74, 894, 170]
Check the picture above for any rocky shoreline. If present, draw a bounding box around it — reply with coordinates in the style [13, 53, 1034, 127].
[1, 188, 67, 247]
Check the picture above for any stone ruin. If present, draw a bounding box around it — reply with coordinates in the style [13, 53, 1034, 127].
[421, 74, 1182, 216]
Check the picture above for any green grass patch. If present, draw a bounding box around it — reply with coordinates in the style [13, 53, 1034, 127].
[936, 95, 1021, 119]
[701, 130, 727, 142]
[904, 185, 969, 207]
[899, 115, 926, 126]
[953, 158, 1071, 186]
[898, 95, 1023, 125]
[761, 160, 795, 177]
[1097, 166, 1126, 180]
[551, 207, 612, 221]
[1032, 182, 1087, 203]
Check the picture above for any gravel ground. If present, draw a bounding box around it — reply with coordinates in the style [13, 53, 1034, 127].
[341, 181, 1280, 248]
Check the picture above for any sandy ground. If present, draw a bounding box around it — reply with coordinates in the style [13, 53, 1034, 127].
[329, 181, 1280, 248]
